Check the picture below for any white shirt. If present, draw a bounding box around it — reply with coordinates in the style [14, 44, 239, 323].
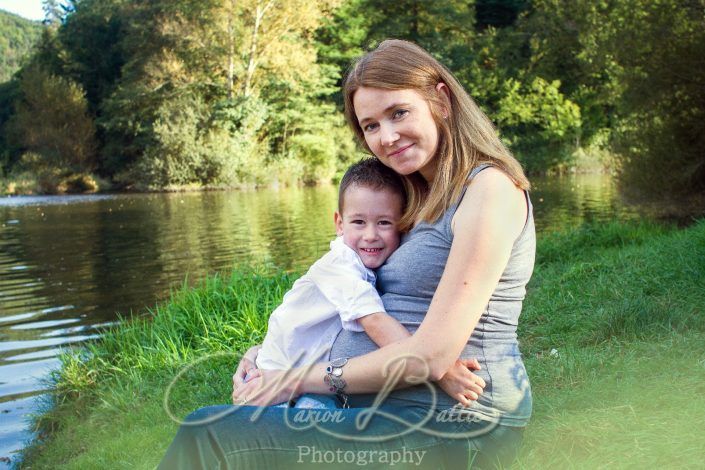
[256, 237, 385, 370]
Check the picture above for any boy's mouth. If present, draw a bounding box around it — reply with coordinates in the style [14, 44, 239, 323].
[360, 248, 383, 254]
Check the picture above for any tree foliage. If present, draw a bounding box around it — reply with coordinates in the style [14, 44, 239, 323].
[496, 77, 581, 172]
[0, 0, 701, 205]
[0, 10, 42, 82]
[6, 63, 97, 173]
[521, 0, 704, 198]
[598, 0, 704, 198]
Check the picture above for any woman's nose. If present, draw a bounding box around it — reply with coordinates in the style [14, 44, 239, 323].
[380, 123, 399, 147]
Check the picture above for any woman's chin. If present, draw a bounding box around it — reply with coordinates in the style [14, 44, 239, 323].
[387, 162, 418, 176]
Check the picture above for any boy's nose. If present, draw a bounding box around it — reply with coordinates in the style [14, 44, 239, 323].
[363, 226, 379, 241]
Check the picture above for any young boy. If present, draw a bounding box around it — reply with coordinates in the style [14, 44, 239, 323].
[248, 159, 411, 407]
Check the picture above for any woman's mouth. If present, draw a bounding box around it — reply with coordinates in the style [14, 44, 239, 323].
[388, 144, 413, 157]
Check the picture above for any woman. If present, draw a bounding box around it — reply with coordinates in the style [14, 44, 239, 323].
[159, 39, 534, 469]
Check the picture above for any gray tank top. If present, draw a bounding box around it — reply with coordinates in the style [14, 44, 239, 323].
[330, 164, 535, 427]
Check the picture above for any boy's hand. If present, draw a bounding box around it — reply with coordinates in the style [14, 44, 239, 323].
[437, 358, 486, 407]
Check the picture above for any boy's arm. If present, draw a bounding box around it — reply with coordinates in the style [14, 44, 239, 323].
[357, 312, 410, 346]
[358, 312, 485, 405]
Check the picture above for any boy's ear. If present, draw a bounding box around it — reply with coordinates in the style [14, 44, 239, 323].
[334, 211, 344, 236]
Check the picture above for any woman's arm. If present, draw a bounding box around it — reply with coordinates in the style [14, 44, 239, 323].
[359, 312, 486, 405]
[234, 168, 526, 404]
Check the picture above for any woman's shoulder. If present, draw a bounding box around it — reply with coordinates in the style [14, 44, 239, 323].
[469, 165, 520, 188]
[451, 166, 528, 240]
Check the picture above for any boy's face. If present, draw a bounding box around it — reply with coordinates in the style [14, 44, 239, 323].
[334, 184, 403, 269]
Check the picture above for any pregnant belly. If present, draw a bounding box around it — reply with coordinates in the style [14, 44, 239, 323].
[329, 328, 457, 408]
[329, 329, 378, 360]
[329, 327, 531, 419]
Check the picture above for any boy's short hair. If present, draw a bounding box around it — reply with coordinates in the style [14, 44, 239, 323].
[338, 158, 406, 213]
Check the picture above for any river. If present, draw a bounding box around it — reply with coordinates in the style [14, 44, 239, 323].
[0, 172, 637, 462]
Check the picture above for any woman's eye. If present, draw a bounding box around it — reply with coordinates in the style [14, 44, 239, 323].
[363, 123, 378, 132]
[392, 109, 408, 119]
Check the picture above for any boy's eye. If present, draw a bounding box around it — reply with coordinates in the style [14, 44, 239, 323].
[378, 220, 393, 226]
[351, 220, 364, 224]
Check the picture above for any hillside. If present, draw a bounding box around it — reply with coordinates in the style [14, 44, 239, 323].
[0, 9, 42, 82]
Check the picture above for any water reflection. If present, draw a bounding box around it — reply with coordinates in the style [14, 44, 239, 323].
[531, 173, 633, 231]
[0, 173, 636, 462]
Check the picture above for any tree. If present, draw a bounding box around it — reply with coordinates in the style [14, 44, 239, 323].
[605, 0, 705, 199]
[56, 0, 127, 112]
[496, 77, 581, 172]
[7, 64, 97, 173]
[523, 0, 705, 199]
[237, 0, 341, 96]
[315, 0, 370, 108]
[42, 0, 68, 28]
[361, 0, 476, 69]
[0, 9, 42, 82]
[475, 0, 529, 30]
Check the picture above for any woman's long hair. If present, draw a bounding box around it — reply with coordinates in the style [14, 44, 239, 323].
[343, 39, 530, 231]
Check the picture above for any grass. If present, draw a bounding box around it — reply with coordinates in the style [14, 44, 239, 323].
[18, 219, 705, 469]
[516, 219, 705, 468]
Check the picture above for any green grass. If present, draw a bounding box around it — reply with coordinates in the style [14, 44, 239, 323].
[18, 220, 705, 469]
[514, 219, 705, 468]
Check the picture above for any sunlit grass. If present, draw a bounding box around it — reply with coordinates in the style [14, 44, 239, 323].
[19, 220, 705, 469]
[518, 332, 705, 468]
[515, 218, 705, 468]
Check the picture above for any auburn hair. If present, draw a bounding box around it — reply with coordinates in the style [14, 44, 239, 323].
[343, 39, 530, 231]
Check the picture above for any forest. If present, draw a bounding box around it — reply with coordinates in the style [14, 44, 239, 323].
[0, 9, 42, 83]
[0, 0, 702, 207]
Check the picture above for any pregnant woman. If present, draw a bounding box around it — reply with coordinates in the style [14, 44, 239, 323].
[159, 39, 535, 469]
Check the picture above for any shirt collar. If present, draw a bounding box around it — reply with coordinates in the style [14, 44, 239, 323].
[330, 236, 377, 283]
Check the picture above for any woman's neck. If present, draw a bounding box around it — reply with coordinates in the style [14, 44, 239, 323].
[418, 160, 438, 183]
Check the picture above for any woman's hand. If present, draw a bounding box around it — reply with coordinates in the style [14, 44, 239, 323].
[436, 358, 486, 407]
[232, 344, 261, 392]
[231, 368, 299, 407]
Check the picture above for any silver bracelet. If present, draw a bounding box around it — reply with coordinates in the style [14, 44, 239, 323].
[324, 357, 349, 408]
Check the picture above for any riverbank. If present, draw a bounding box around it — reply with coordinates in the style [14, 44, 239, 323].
[17, 219, 705, 468]
[0, 172, 106, 196]
[0, 172, 317, 197]
[1, 151, 612, 197]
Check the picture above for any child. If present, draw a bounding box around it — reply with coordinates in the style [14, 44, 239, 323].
[246, 159, 411, 408]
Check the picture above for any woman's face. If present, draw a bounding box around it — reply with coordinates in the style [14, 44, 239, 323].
[353, 87, 440, 182]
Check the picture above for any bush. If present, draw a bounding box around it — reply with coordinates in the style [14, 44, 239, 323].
[63, 173, 100, 193]
[6, 64, 97, 173]
[202, 96, 270, 186]
[37, 169, 101, 194]
[0, 170, 38, 195]
[496, 77, 582, 173]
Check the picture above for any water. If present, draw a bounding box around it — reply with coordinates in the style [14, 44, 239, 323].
[0, 173, 637, 463]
